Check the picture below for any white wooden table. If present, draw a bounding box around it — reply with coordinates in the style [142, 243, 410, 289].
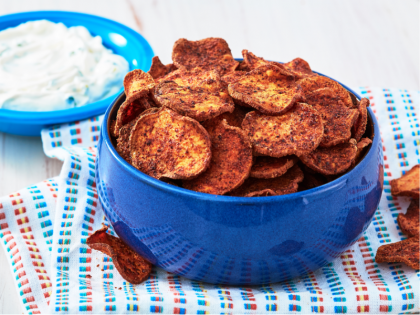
[0, 0, 418, 313]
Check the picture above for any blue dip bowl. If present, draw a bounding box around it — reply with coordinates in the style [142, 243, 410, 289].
[96, 67, 384, 285]
[0, 11, 153, 136]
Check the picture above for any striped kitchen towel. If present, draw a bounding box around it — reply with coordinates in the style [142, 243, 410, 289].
[0, 87, 418, 314]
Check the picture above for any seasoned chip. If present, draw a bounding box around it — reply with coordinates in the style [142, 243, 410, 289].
[183, 119, 253, 195]
[352, 137, 372, 166]
[251, 156, 298, 179]
[207, 105, 247, 128]
[110, 120, 117, 138]
[284, 58, 316, 79]
[299, 139, 358, 175]
[299, 170, 327, 191]
[172, 38, 239, 75]
[148, 56, 177, 81]
[230, 164, 304, 197]
[242, 49, 274, 70]
[397, 199, 419, 237]
[221, 71, 245, 87]
[116, 108, 160, 162]
[130, 108, 211, 179]
[352, 98, 369, 141]
[237, 60, 251, 72]
[114, 98, 152, 137]
[242, 103, 324, 157]
[375, 237, 419, 270]
[87, 226, 152, 284]
[305, 88, 359, 147]
[298, 75, 354, 108]
[154, 69, 234, 121]
[229, 64, 305, 115]
[390, 165, 420, 198]
[123, 69, 155, 103]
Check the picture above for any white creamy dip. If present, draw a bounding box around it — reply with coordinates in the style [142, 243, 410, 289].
[0, 20, 129, 111]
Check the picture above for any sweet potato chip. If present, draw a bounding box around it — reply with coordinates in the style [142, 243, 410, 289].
[375, 237, 419, 270]
[352, 137, 372, 166]
[242, 103, 324, 157]
[250, 156, 298, 179]
[114, 98, 152, 137]
[298, 75, 354, 108]
[391, 165, 420, 198]
[299, 170, 327, 191]
[148, 56, 177, 81]
[221, 71, 245, 87]
[305, 88, 359, 147]
[172, 38, 238, 75]
[116, 108, 160, 162]
[183, 119, 252, 195]
[154, 69, 234, 121]
[230, 164, 304, 197]
[299, 139, 357, 175]
[123, 69, 155, 104]
[241, 49, 274, 70]
[352, 98, 369, 141]
[284, 58, 316, 79]
[229, 64, 305, 115]
[130, 108, 211, 179]
[397, 199, 419, 237]
[87, 226, 152, 284]
[207, 105, 247, 128]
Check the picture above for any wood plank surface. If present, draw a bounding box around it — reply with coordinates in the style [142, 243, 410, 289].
[0, 0, 418, 313]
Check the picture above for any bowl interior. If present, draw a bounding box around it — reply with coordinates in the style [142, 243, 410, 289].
[106, 65, 375, 196]
[0, 11, 154, 126]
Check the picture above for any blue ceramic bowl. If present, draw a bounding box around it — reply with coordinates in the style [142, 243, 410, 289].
[0, 11, 153, 136]
[96, 68, 384, 285]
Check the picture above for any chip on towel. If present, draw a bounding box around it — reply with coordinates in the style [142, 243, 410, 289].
[183, 119, 252, 195]
[375, 237, 419, 270]
[130, 108, 211, 180]
[242, 103, 324, 157]
[230, 164, 304, 197]
[305, 88, 359, 147]
[123, 69, 155, 104]
[87, 226, 152, 284]
[390, 164, 420, 199]
[397, 199, 420, 237]
[250, 156, 298, 179]
[228, 64, 305, 115]
[172, 38, 238, 75]
[299, 139, 358, 175]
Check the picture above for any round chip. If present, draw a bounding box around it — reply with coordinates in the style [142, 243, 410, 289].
[242, 103, 324, 157]
[87, 226, 152, 284]
[241, 49, 285, 71]
[221, 71, 245, 87]
[250, 156, 298, 179]
[207, 105, 248, 128]
[228, 64, 305, 115]
[183, 119, 253, 195]
[305, 88, 359, 147]
[172, 38, 239, 75]
[299, 139, 358, 175]
[154, 69, 235, 121]
[114, 97, 152, 137]
[284, 58, 316, 79]
[123, 69, 155, 103]
[230, 164, 304, 197]
[298, 75, 353, 108]
[352, 98, 369, 141]
[148, 56, 177, 81]
[130, 108, 211, 179]
[352, 137, 372, 166]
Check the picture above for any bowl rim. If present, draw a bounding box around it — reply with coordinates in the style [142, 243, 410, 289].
[101, 62, 380, 203]
[0, 10, 154, 125]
